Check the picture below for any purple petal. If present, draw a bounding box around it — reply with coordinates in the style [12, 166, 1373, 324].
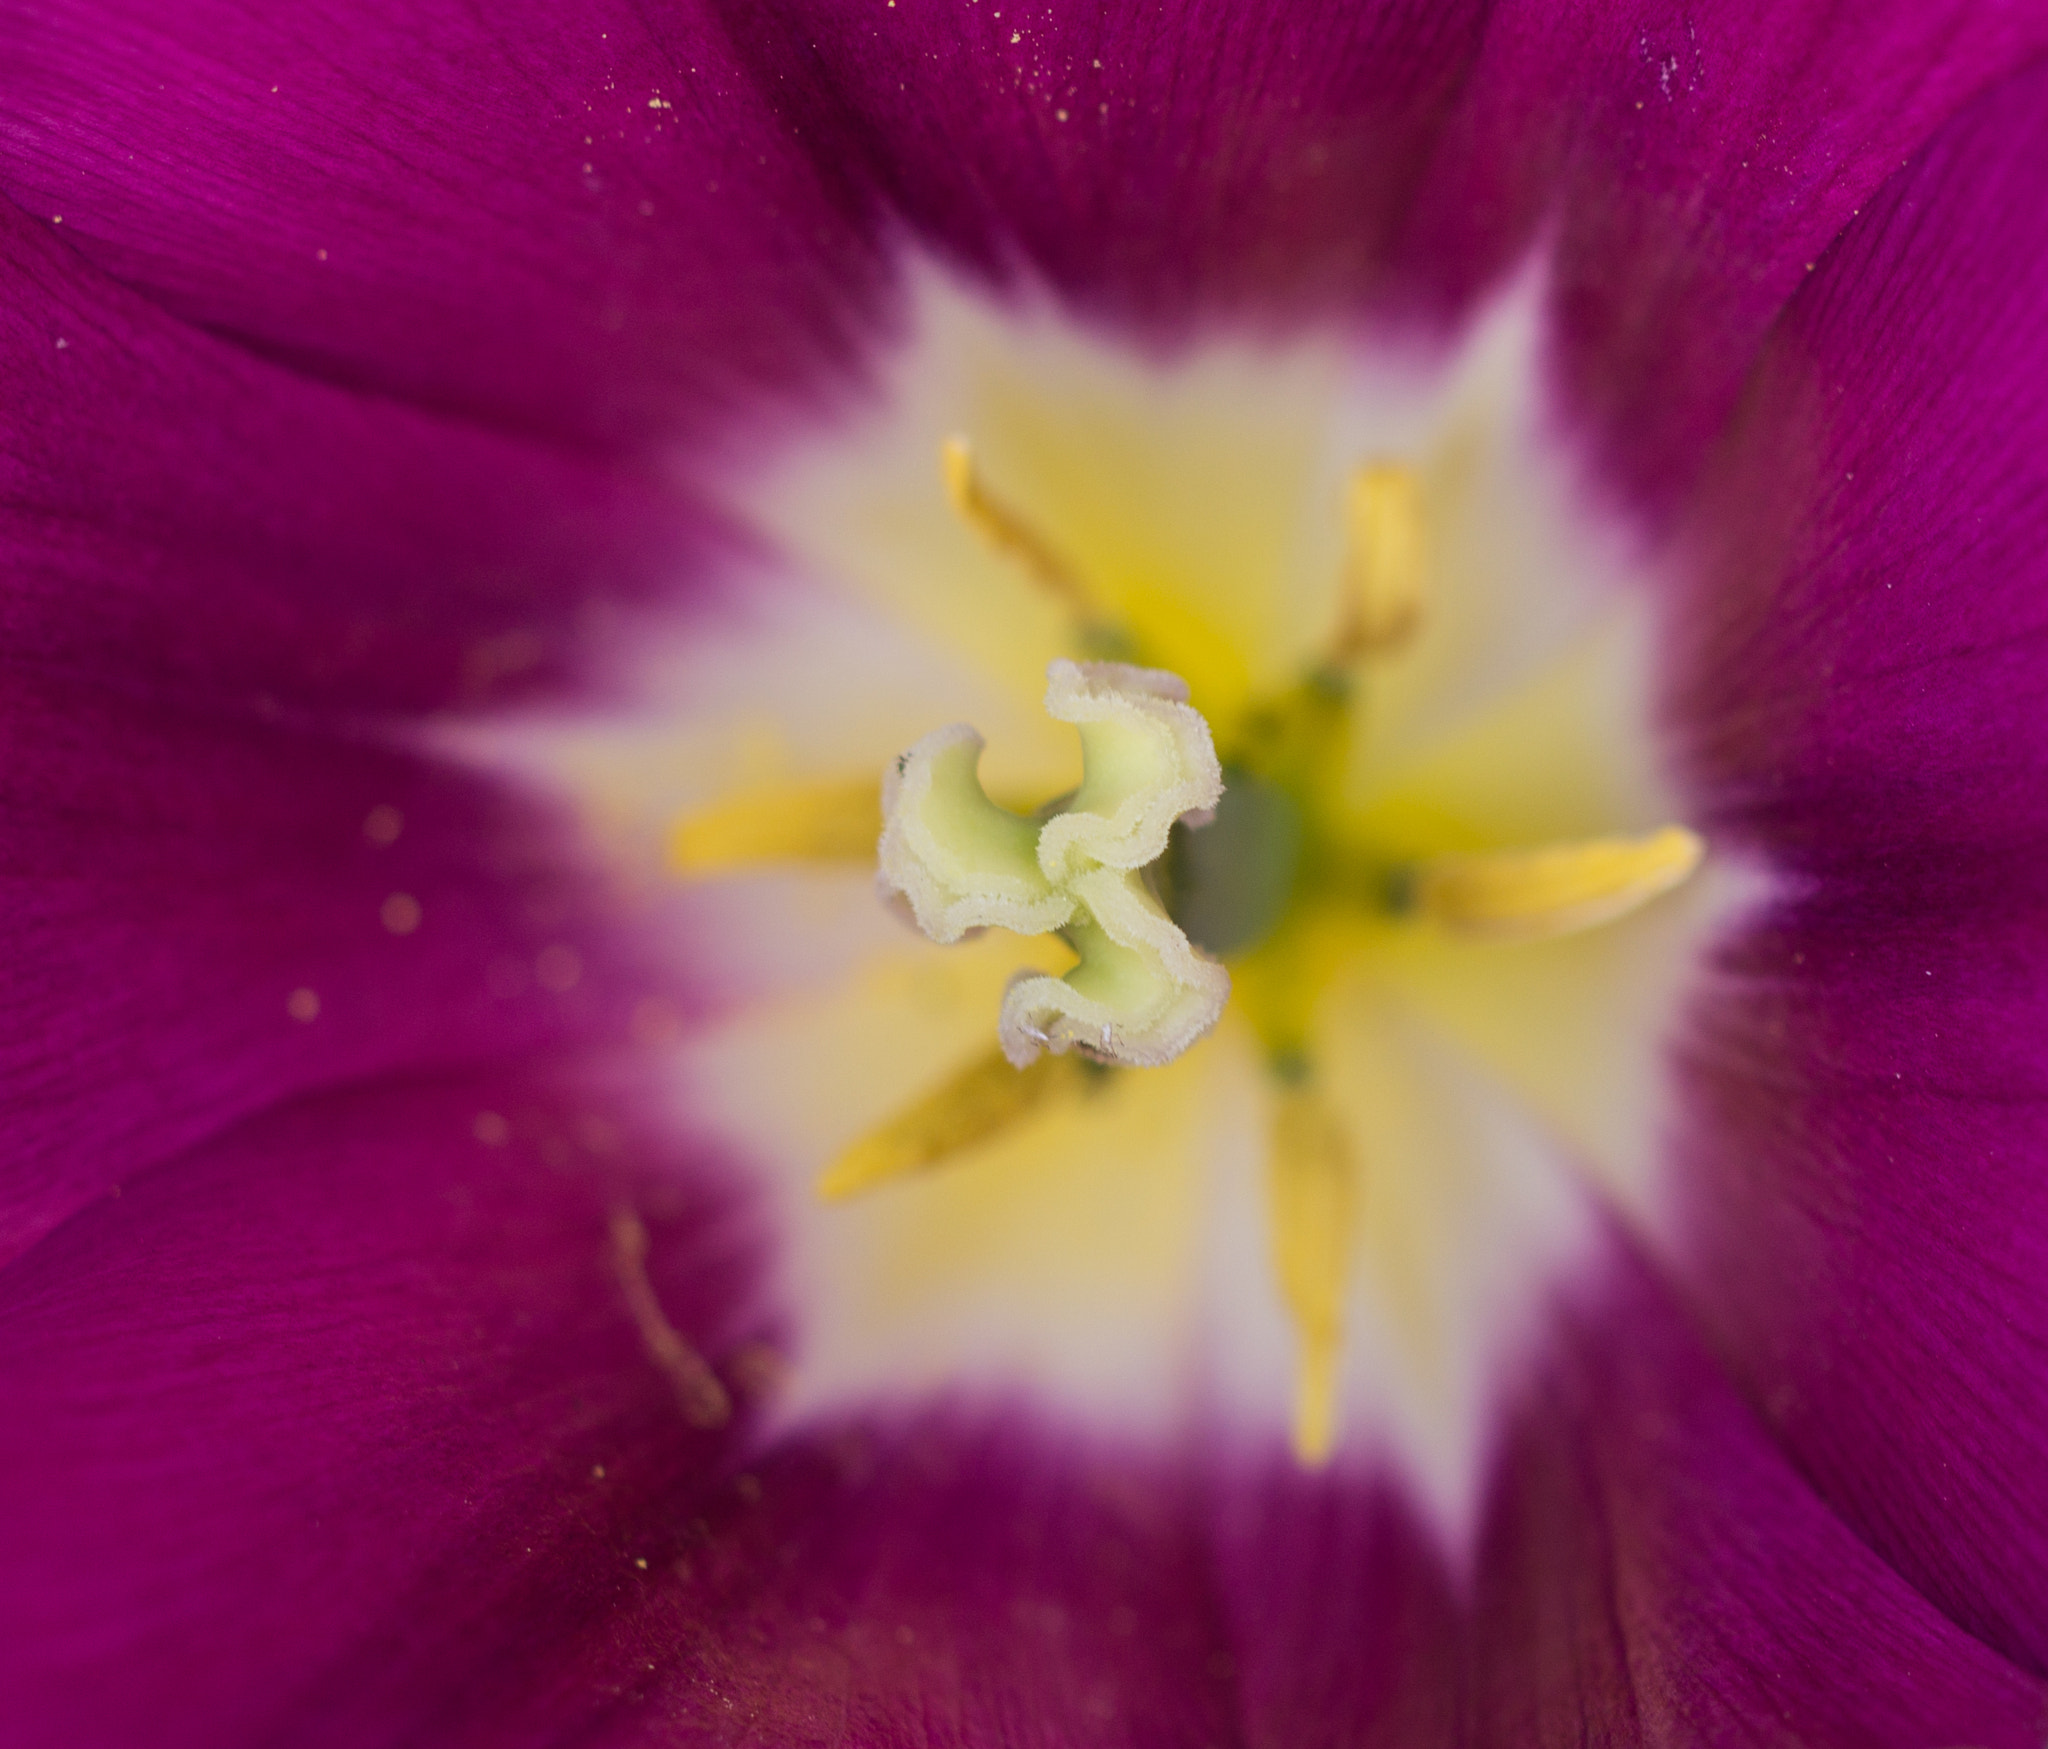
[0, 0, 876, 450]
[0, 1065, 1243, 1748]
[1, 678, 650, 1264]
[1668, 58, 2048, 1672]
[0, 200, 706, 714]
[1213, 1247, 2046, 1744]
[709, 0, 1492, 323]
[16, 0, 2036, 504]
[0, 1072, 763, 1749]
[1, 206, 704, 1256]
[612, 1414, 1238, 1747]
[1397, 0, 2048, 506]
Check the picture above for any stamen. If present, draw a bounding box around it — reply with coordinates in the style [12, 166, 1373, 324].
[940, 435, 1110, 628]
[670, 777, 881, 873]
[1410, 825, 1705, 942]
[1332, 462, 1424, 661]
[1267, 1070, 1356, 1466]
[609, 1207, 732, 1428]
[819, 1049, 1088, 1200]
[879, 659, 1229, 1069]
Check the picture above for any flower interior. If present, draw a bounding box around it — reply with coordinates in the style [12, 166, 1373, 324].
[478, 261, 1745, 1539]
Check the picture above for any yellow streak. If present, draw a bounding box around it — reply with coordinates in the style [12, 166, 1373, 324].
[941, 435, 1108, 626]
[609, 1207, 732, 1428]
[1414, 825, 1704, 942]
[668, 777, 881, 874]
[819, 1049, 1088, 1201]
[1334, 462, 1424, 660]
[1267, 1075, 1357, 1465]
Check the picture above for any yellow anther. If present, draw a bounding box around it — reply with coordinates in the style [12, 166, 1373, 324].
[668, 777, 882, 874]
[1334, 462, 1424, 660]
[940, 434, 1107, 625]
[1267, 1073, 1356, 1466]
[819, 1050, 1087, 1201]
[1413, 825, 1705, 942]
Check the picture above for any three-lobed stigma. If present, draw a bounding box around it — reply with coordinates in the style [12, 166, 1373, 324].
[878, 658, 1231, 1070]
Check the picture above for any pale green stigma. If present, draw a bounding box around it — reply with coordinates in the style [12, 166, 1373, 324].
[877, 659, 1230, 1069]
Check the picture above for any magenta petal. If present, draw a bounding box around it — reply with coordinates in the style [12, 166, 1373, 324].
[618, 1416, 1238, 1747]
[709, 0, 1491, 324]
[0, 1068, 1240, 1749]
[0, 0, 875, 449]
[1397, 0, 2048, 506]
[0, 200, 707, 715]
[1, 675, 643, 1263]
[0, 1073, 763, 1749]
[1668, 57, 2048, 1674]
[1214, 1252, 2046, 1745]
[2, 196, 708, 1257]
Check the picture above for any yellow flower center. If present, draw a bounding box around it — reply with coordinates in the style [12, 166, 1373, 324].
[675, 434, 1703, 1463]
[472, 262, 1749, 1520]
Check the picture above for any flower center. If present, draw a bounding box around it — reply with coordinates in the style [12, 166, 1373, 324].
[676, 432, 1704, 1464]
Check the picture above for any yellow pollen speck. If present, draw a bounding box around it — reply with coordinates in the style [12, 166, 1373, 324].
[536, 943, 584, 992]
[380, 892, 422, 935]
[820, 1049, 1087, 1200]
[1412, 825, 1704, 942]
[286, 987, 320, 1023]
[363, 803, 404, 846]
[631, 996, 682, 1044]
[473, 1110, 510, 1147]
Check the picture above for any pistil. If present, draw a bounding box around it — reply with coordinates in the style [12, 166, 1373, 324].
[877, 659, 1230, 1069]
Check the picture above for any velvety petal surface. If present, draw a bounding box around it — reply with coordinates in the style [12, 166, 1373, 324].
[1213, 1246, 2047, 1746]
[11, 0, 2041, 495]
[1396, 0, 2048, 504]
[619, 1415, 1240, 1748]
[0, 0, 876, 450]
[1669, 56, 2048, 1674]
[0, 1070, 761, 1749]
[7, 2, 2048, 1742]
[0, 1070, 1240, 1749]
[0, 198, 702, 715]
[1, 197, 714, 1256]
[687, 0, 2046, 512]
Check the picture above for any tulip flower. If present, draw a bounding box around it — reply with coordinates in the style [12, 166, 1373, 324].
[6, 1, 2048, 1743]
